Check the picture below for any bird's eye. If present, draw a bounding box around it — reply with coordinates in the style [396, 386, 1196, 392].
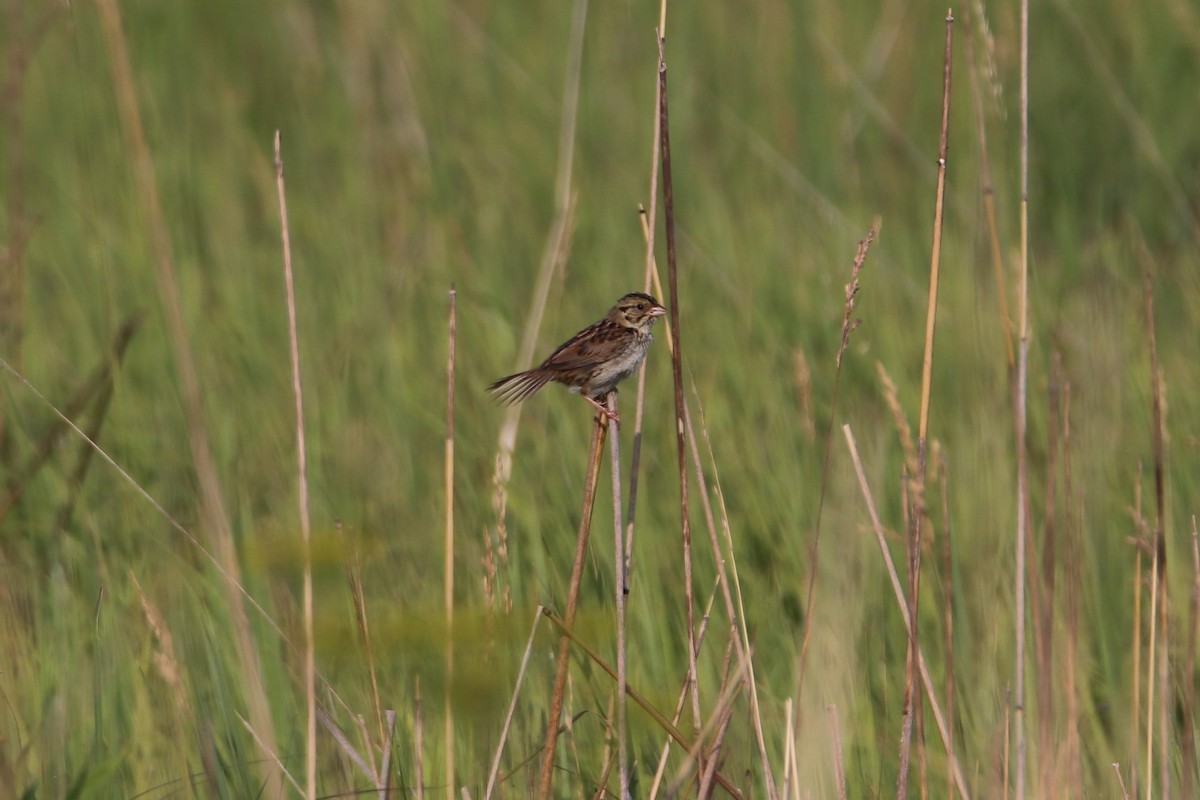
[637, 303, 646, 310]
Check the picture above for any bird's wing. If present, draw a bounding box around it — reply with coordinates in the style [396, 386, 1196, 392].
[539, 321, 619, 371]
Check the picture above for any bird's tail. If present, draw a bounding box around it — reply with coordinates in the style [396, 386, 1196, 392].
[488, 367, 554, 405]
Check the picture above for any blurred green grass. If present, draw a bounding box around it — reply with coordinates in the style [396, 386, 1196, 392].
[3, 0, 1199, 796]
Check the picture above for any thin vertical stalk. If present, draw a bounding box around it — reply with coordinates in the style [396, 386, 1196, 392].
[606, 394, 629, 799]
[414, 679, 425, 800]
[1144, 267, 1170, 800]
[1130, 473, 1144, 796]
[1013, 0, 1031, 792]
[900, 14, 954, 799]
[273, 132, 315, 800]
[484, 606, 545, 800]
[657, 37, 704, 745]
[537, 419, 608, 799]
[444, 285, 457, 800]
[917, 10, 954, 448]
[1145, 540, 1159, 800]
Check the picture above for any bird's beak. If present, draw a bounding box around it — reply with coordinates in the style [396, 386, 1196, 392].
[650, 305, 667, 318]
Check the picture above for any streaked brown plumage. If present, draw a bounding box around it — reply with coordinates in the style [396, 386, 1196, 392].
[489, 292, 667, 422]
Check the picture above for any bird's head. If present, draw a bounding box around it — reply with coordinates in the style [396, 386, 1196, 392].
[611, 292, 666, 331]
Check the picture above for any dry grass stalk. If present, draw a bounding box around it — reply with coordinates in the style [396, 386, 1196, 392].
[273, 130, 317, 800]
[536, 419, 608, 799]
[637, 206, 774, 792]
[843, 424, 971, 800]
[1113, 762, 1133, 800]
[415, 678, 426, 800]
[648, 577, 721, 799]
[899, 15, 955, 798]
[828, 704, 847, 800]
[1013, 0, 1031, 792]
[689, 388, 775, 787]
[317, 707, 376, 784]
[916, 10, 954, 451]
[485, 606, 545, 800]
[657, 38, 709, 770]
[796, 222, 877, 700]
[1145, 544, 1160, 800]
[542, 608, 746, 799]
[444, 284, 457, 800]
[593, 690, 619, 800]
[381, 710, 397, 800]
[636, 236, 775, 793]
[694, 635, 739, 799]
[664, 647, 751, 798]
[781, 699, 796, 799]
[237, 712, 305, 796]
[604, 392, 630, 798]
[1143, 270, 1172, 800]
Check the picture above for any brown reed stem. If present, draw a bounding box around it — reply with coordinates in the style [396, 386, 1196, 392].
[899, 14, 954, 799]
[917, 10, 954, 449]
[1014, 0, 1031, 792]
[542, 608, 746, 800]
[657, 35, 705, 751]
[537, 418, 607, 800]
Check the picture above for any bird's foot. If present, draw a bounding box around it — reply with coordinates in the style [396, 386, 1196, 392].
[585, 394, 620, 427]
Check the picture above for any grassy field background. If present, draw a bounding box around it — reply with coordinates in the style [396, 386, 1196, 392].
[3, 0, 1200, 797]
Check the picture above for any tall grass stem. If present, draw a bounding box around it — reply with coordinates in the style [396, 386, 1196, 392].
[272, 131, 315, 800]
[444, 284, 457, 799]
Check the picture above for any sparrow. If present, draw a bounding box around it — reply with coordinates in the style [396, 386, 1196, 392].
[489, 292, 667, 423]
